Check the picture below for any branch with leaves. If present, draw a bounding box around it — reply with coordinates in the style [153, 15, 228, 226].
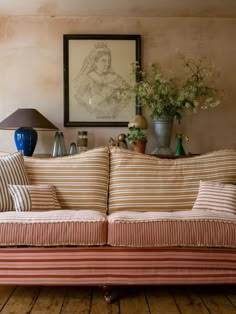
[124, 55, 222, 123]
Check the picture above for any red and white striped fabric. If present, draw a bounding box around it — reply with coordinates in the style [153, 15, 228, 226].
[0, 210, 107, 246]
[193, 180, 236, 214]
[8, 184, 61, 211]
[0, 247, 235, 285]
[107, 210, 236, 247]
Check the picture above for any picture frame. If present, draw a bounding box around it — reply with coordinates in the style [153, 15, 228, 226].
[63, 34, 141, 127]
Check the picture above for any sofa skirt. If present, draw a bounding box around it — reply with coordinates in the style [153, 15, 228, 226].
[0, 247, 235, 285]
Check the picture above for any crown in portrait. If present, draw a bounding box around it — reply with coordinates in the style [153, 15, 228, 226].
[94, 41, 110, 53]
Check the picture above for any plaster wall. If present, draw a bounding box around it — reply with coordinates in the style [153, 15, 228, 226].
[0, 16, 235, 155]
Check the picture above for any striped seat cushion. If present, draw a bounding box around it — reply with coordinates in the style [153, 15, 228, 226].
[107, 210, 236, 247]
[24, 147, 109, 213]
[108, 147, 236, 213]
[0, 152, 30, 211]
[193, 180, 236, 215]
[8, 184, 61, 211]
[0, 210, 107, 246]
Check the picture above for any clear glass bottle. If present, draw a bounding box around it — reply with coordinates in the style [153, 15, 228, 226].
[69, 142, 77, 155]
[58, 132, 67, 156]
[77, 131, 88, 153]
[52, 131, 60, 157]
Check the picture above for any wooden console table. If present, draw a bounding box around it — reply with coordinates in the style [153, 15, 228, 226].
[150, 153, 200, 159]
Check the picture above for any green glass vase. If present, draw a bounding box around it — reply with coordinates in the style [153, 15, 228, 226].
[175, 134, 186, 156]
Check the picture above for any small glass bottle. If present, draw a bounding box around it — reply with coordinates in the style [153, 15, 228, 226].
[174, 134, 186, 157]
[77, 131, 88, 153]
[58, 132, 67, 156]
[69, 142, 77, 155]
[52, 131, 60, 157]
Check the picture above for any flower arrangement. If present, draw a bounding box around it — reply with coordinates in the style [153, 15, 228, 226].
[126, 55, 221, 123]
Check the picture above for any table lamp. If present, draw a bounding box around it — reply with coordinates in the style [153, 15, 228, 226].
[0, 108, 58, 156]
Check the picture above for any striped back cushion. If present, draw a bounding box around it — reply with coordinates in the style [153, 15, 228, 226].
[24, 147, 109, 213]
[8, 184, 61, 212]
[0, 152, 30, 211]
[108, 147, 236, 213]
[193, 180, 236, 215]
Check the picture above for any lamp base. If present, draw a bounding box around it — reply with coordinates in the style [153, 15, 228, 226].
[14, 127, 38, 156]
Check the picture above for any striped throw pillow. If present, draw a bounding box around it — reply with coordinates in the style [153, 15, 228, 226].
[108, 147, 236, 213]
[192, 180, 236, 214]
[8, 184, 61, 212]
[24, 147, 109, 213]
[0, 152, 30, 211]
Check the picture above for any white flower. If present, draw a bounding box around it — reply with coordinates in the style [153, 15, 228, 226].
[125, 55, 220, 122]
[211, 100, 221, 107]
[206, 97, 213, 103]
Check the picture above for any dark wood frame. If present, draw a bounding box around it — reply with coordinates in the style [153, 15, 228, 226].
[63, 34, 141, 127]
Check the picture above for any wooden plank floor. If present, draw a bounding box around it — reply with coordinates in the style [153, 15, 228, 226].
[0, 285, 235, 313]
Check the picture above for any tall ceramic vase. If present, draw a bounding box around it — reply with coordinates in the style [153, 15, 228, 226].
[151, 116, 174, 155]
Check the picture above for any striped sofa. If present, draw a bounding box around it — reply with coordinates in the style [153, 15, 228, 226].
[0, 146, 235, 286]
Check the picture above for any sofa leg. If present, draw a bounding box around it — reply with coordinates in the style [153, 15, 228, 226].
[101, 286, 119, 304]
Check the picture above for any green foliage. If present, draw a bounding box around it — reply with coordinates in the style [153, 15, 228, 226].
[124, 55, 221, 123]
[127, 127, 147, 144]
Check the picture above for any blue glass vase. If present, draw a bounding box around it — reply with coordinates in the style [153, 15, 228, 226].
[14, 127, 38, 156]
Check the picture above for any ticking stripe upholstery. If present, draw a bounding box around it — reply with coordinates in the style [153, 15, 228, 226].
[0, 210, 107, 246]
[0, 152, 30, 211]
[107, 210, 236, 247]
[108, 148, 236, 213]
[192, 180, 236, 215]
[8, 184, 61, 211]
[24, 147, 109, 213]
[0, 247, 235, 285]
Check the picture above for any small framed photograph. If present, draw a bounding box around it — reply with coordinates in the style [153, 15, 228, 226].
[63, 34, 141, 127]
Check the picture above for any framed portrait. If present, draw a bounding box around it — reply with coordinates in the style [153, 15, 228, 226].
[63, 34, 141, 127]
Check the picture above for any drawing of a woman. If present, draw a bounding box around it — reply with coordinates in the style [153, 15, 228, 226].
[74, 42, 130, 118]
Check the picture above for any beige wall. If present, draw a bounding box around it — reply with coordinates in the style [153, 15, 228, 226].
[0, 16, 235, 155]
